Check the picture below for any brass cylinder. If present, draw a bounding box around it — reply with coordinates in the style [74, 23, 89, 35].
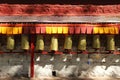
[78, 35, 86, 50]
[50, 36, 58, 51]
[21, 35, 29, 50]
[7, 35, 15, 50]
[64, 35, 72, 50]
[36, 35, 44, 50]
[93, 35, 100, 49]
[107, 35, 115, 50]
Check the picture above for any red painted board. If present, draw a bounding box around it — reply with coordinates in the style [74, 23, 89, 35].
[86, 26, 93, 34]
[40, 24, 46, 34]
[75, 24, 81, 34]
[68, 24, 75, 34]
[36, 27, 41, 34]
[30, 27, 36, 34]
[35, 24, 41, 34]
[81, 26, 87, 34]
[23, 27, 30, 34]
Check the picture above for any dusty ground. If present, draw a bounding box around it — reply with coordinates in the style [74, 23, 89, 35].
[0, 77, 30, 80]
[0, 77, 120, 80]
[31, 78, 120, 80]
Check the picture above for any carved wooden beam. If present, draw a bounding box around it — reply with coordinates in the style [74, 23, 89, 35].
[0, 4, 120, 16]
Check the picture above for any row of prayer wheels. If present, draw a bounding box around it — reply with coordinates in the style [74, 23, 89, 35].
[6, 34, 115, 52]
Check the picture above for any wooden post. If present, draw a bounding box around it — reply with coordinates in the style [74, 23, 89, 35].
[30, 34, 35, 78]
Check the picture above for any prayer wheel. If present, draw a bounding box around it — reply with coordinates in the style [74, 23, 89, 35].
[78, 35, 86, 50]
[107, 35, 115, 50]
[64, 35, 72, 50]
[93, 35, 100, 49]
[50, 36, 58, 51]
[0, 23, 118, 54]
[7, 35, 15, 50]
[36, 35, 44, 50]
[21, 35, 29, 50]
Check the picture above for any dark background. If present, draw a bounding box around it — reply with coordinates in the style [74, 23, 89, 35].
[0, 0, 120, 5]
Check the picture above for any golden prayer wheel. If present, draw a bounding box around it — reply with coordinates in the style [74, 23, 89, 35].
[93, 35, 100, 49]
[50, 36, 58, 51]
[64, 35, 72, 50]
[107, 35, 115, 50]
[21, 35, 29, 50]
[78, 35, 86, 50]
[7, 35, 15, 50]
[35, 35, 44, 50]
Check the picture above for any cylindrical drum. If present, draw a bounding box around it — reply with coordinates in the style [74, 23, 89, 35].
[50, 36, 58, 51]
[93, 35, 100, 49]
[7, 35, 15, 50]
[78, 35, 86, 50]
[64, 35, 72, 50]
[107, 35, 115, 50]
[36, 35, 44, 50]
[21, 35, 29, 50]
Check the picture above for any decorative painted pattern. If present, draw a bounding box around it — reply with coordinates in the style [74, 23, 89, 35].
[0, 23, 119, 34]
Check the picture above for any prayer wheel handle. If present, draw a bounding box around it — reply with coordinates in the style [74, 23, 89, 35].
[49, 50, 55, 56]
[64, 49, 72, 54]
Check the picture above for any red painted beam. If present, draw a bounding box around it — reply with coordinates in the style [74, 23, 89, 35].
[0, 4, 120, 16]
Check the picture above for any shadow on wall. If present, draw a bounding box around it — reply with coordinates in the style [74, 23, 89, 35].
[0, 53, 120, 78]
[0, 53, 30, 78]
[34, 54, 120, 78]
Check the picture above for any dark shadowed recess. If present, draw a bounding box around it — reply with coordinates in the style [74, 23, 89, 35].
[0, 0, 120, 5]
